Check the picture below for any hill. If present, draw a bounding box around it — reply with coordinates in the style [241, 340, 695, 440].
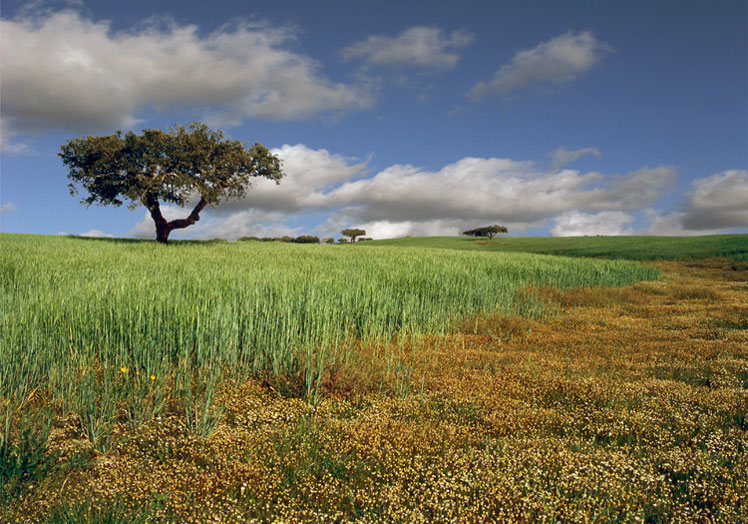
[366, 234, 748, 260]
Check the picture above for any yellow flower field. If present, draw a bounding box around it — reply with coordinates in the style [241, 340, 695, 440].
[3, 254, 746, 523]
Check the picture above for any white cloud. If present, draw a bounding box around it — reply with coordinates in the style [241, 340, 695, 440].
[0, 203, 17, 215]
[123, 144, 730, 241]
[601, 166, 679, 210]
[0, 137, 32, 154]
[217, 144, 368, 213]
[681, 170, 748, 230]
[550, 211, 635, 237]
[325, 159, 675, 225]
[470, 31, 610, 98]
[641, 170, 748, 235]
[341, 26, 474, 70]
[0, 10, 373, 138]
[549, 146, 601, 170]
[191, 209, 300, 240]
[194, 151, 676, 239]
[80, 229, 113, 237]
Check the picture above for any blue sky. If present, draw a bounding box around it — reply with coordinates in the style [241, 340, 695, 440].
[1, 0, 746, 240]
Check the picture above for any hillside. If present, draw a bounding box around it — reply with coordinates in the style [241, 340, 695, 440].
[366, 234, 748, 261]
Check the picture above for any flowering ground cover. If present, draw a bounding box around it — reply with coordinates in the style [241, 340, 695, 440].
[1, 235, 746, 522]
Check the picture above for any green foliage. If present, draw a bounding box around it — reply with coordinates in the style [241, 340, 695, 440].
[292, 235, 320, 244]
[59, 122, 283, 242]
[0, 409, 59, 502]
[341, 228, 366, 242]
[462, 225, 508, 239]
[60, 122, 282, 209]
[46, 497, 157, 524]
[322, 237, 336, 244]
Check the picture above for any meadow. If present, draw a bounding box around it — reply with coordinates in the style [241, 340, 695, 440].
[1, 233, 746, 522]
[369, 234, 748, 261]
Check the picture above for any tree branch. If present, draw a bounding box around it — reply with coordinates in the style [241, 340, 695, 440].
[167, 197, 208, 231]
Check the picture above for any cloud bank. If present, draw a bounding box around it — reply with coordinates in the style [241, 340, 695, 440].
[123, 144, 728, 240]
[121, 142, 748, 240]
[0, 10, 373, 140]
[470, 31, 610, 98]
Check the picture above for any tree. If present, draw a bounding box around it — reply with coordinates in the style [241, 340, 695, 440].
[462, 224, 508, 239]
[341, 228, 366, 243]
[60, 122, 283, 244]
[292, 235, 320, 244]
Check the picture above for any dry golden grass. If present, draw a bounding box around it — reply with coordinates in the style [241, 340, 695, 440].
[4, 259, 747, 523]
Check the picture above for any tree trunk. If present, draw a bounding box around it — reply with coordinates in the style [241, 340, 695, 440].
[155, 222, 173, 244]
[145, 195, 208, 244]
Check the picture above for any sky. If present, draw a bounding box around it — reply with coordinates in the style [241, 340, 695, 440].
[1, 0, 747, 240]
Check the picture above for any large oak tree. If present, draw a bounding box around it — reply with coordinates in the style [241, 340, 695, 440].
[60, 123, 283, 243]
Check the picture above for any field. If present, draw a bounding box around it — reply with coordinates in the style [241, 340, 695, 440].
[368, 234, 748, 261]
[1, 233, 747, 523]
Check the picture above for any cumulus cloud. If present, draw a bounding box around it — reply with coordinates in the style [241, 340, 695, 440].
[549, 146, 601, 170]
[207, 149, 675, 239]
[601, 166, 679, 210]
[341, 26, 474, 70]
[680, 170, 748, 230]
[122, 143, 713, 241]
[550, 211, 635, 237]
[324, 159, 675, 226]
[470, 31, 610, 98]
[0, 10, 373, 138]
[216, 144, 368, 214]
[0, 203, 18, 215]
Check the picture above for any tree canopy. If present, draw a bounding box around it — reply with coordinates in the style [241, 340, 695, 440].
[341, 228, 366, 243]
[462, 225, 508, 239]
[60, 122, 283, 243]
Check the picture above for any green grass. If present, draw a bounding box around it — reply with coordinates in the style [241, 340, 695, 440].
[0, 233, 660, 442]
[367, 234, 748, 260]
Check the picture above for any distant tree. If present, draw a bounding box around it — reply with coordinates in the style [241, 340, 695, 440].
[238, 236, 261, 242]
[292, 235, 320, 244]
[60, 122, 283, 244]
[337, 238, 349, 243]
[341, 228, 366, 243]
[322, 237, 336, 244]
[462, 225, 508, 239]
[358, 237, 373, 242]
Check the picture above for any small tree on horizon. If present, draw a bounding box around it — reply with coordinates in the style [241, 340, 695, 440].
[60, 122, 284, 244]
[341, 228, 366, 243]
[462, 224, 508, 239]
